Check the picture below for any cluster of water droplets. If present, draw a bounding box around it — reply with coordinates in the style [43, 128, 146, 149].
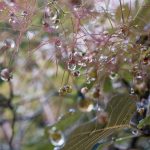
[58, 84, 72, 96]
[43, 2, 62, 32]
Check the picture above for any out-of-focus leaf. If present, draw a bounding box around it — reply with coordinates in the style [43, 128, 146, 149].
[131, 0, 150, 30]
[23, 137, 53, 150]
[45, 111, 82, 136]
[115, 4, 130, 22]
[137, 116, 150, 129]
[103, 77, 113, 93]
[62, 94, 136, 150]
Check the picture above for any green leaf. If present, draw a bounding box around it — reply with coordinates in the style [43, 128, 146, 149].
[106, 94, 136, 127]
[103, 77, 113, 93]
[45, 111, 82, 136]
[137, 116, 150, 129]
[62, 94, 136, 150]
[23, 137, 54, 150]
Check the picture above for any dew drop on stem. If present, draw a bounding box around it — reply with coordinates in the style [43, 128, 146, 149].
[109, 72, 118, 81]
[68, 61, 76, 71]
[130, 88, 135, 95]
[0, 68, 12, 81]
[9, 17, 16, 24]
[72, 70, 80, 77]
[55, 39, 62, 48]
[132, 130, 139, 136]
[4, 39, 15, 49]
[58, 87, 67, 96]
[21, 11, 28, 17]
[64, 85, 72, 93]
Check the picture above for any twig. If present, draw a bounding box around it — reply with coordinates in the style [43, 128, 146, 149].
[7, 80, 16, 150]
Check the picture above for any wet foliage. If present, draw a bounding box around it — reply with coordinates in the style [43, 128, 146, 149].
[0, 0, 150, 150]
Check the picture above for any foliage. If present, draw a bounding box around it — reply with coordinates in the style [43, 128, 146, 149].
[0, 0, 150, 150]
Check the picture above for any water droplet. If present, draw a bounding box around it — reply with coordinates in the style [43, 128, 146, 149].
[26, 31, 37, 40]
[93, 88, 100, 98]
[9, 17, 16, 24]
[0, 68, 12, 81]
[142, 56, 149, 65]
[97, 112, 108, 124]
[53, 19, 60, 25]
[68, 61, 76, 71]
[72, 70, 80, 77]
[132, 130, 139, 136]
[99, 55, 108, 62]
[86, 77, 91, 84]
[4, 39, 15, 49]
[81, 87, 88, 94]
[130, 88, 135, 95]
[109, 72, 118, 80]
[69, 108, 76, 113]
[111, 137, 116, 142]
[42, 20, 49, 27]
[137, 107, 145, 116]
[21, 10, 28, 17]
[86, 76, 96, 84]
[52, 24, 59, 29]
[49, 127, 65, 147]
[78, 62, 86, 67]
[48, 7, 60, 22]
[136, 74, 143, 80]
[103, 30, 109, 35]
[4, 0, 15, 6]
[58, 85, 72, 96]
[54, 147, 61, 150]
[55, 39, 62, 48]
[44, 6, 51, 18]
[64, 85, 72, 93]
[78, 98, 94, 112]
[97, 106, 101, 112]
[58, 87, 67, 96]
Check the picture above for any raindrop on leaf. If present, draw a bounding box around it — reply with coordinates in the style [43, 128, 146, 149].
[78, 98, 94, 112]
[49, 127, 65, 147]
